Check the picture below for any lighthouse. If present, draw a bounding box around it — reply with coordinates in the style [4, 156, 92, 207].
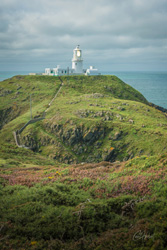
[72, 45, 83, 74]
[40, 45, 100, 76]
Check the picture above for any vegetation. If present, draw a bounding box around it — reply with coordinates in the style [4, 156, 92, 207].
[1, 75, 167, 163]
[0, 75, 167, 249]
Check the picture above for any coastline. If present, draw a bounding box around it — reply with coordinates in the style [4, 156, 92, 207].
[149, 102, 167, 114]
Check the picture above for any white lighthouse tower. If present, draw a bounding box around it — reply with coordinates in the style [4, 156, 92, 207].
[72, 45, 83, 74]
[41, 45, 100, 76]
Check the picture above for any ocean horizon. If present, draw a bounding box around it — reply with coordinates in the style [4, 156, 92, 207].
[0, 70, 167, 109]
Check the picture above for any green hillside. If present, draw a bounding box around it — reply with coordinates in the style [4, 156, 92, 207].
[1, 75, 167, 249]
[0, 75, 167, 163]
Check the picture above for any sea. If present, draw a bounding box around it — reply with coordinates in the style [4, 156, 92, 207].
[0, 71, 167, 109]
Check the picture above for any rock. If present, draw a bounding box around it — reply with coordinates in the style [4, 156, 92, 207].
[104, 86, 113, 92]
[83, 131, 94, 141]
[86, 93, 104, 99]
[115, 114, 124, 120]
[139, 150, 144, 155]
[117, 106, 125, 111]
[122, 103, 129, 106]
[106, 116, 110, 121]
[51, 140, 55, 144]
[0, 106, 15, 129]
[77, 146, 84, 154]
[113, 131, 122, 140]
[129, 153, 134, 159]
[69, 135, 77, 145]
[149, 102, 167, 113]
[129, 119, 134, 124]
[103, 149, 114, 161]
[123, 156, 129, 161]
[76, 110, 89, 118]
[94, 141, 102, 148]
[121, 200, 136, 216]
[66, 101, 80, 104]
[0, 89, 12, 97]
[103, 115, 112, 121]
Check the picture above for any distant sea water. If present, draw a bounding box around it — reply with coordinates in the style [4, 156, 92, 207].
[104, 71, 167, 109]
[1, 71, 167, 109]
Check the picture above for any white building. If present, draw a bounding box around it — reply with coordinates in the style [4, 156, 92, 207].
[86, 66, 99, 76]
[43, 45, 100, 76]
[72, 45, 83, 74]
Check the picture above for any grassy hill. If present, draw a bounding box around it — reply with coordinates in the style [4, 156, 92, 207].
[0, 75, 167, 163]
[0, 75, 167, 249]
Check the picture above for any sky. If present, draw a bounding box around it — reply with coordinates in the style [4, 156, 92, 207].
[0, 0, 167, 72]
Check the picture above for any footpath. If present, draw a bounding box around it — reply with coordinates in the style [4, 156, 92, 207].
[13, 77, 64, 148]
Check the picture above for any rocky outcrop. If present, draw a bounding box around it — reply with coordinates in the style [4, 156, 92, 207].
[48, 123, 106, 146]
[149, 102, 167, 114]
[0, 88, 13, 97]
[85, 93, 104, 98]
[22, 133, 55, 150]
[102, 148, 115, 161]
[113, 131, 122, 140]
[75, 109, 113, 120]
[0, 107, 19, 129]
[0, 107, 12, 129]
[40, 122, 113, 163]
[48, 125, 106, 146]
[22, 134, 40, 150]
[20, 121, 115, 163]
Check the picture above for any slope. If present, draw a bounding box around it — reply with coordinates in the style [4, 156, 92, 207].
[0, 75, 167, 164]
[1, 75, 167, 249]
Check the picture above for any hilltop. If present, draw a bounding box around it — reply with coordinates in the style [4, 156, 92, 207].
[1, 75, 167, 249]
[0, 75, 167, 164]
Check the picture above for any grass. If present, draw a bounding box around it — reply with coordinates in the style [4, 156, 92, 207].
[1, 75, 167, 163]
[1, 75, 167, 249]
[0, 155, 167, 249]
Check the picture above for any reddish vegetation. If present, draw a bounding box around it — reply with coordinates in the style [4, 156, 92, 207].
[1, 160, 166, 198]
[0, 166, 60, 187]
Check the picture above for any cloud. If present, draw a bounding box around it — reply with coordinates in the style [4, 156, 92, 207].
[0, 0, 167, 71]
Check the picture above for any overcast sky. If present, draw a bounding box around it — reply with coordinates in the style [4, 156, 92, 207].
[0, 0, 167, 72]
